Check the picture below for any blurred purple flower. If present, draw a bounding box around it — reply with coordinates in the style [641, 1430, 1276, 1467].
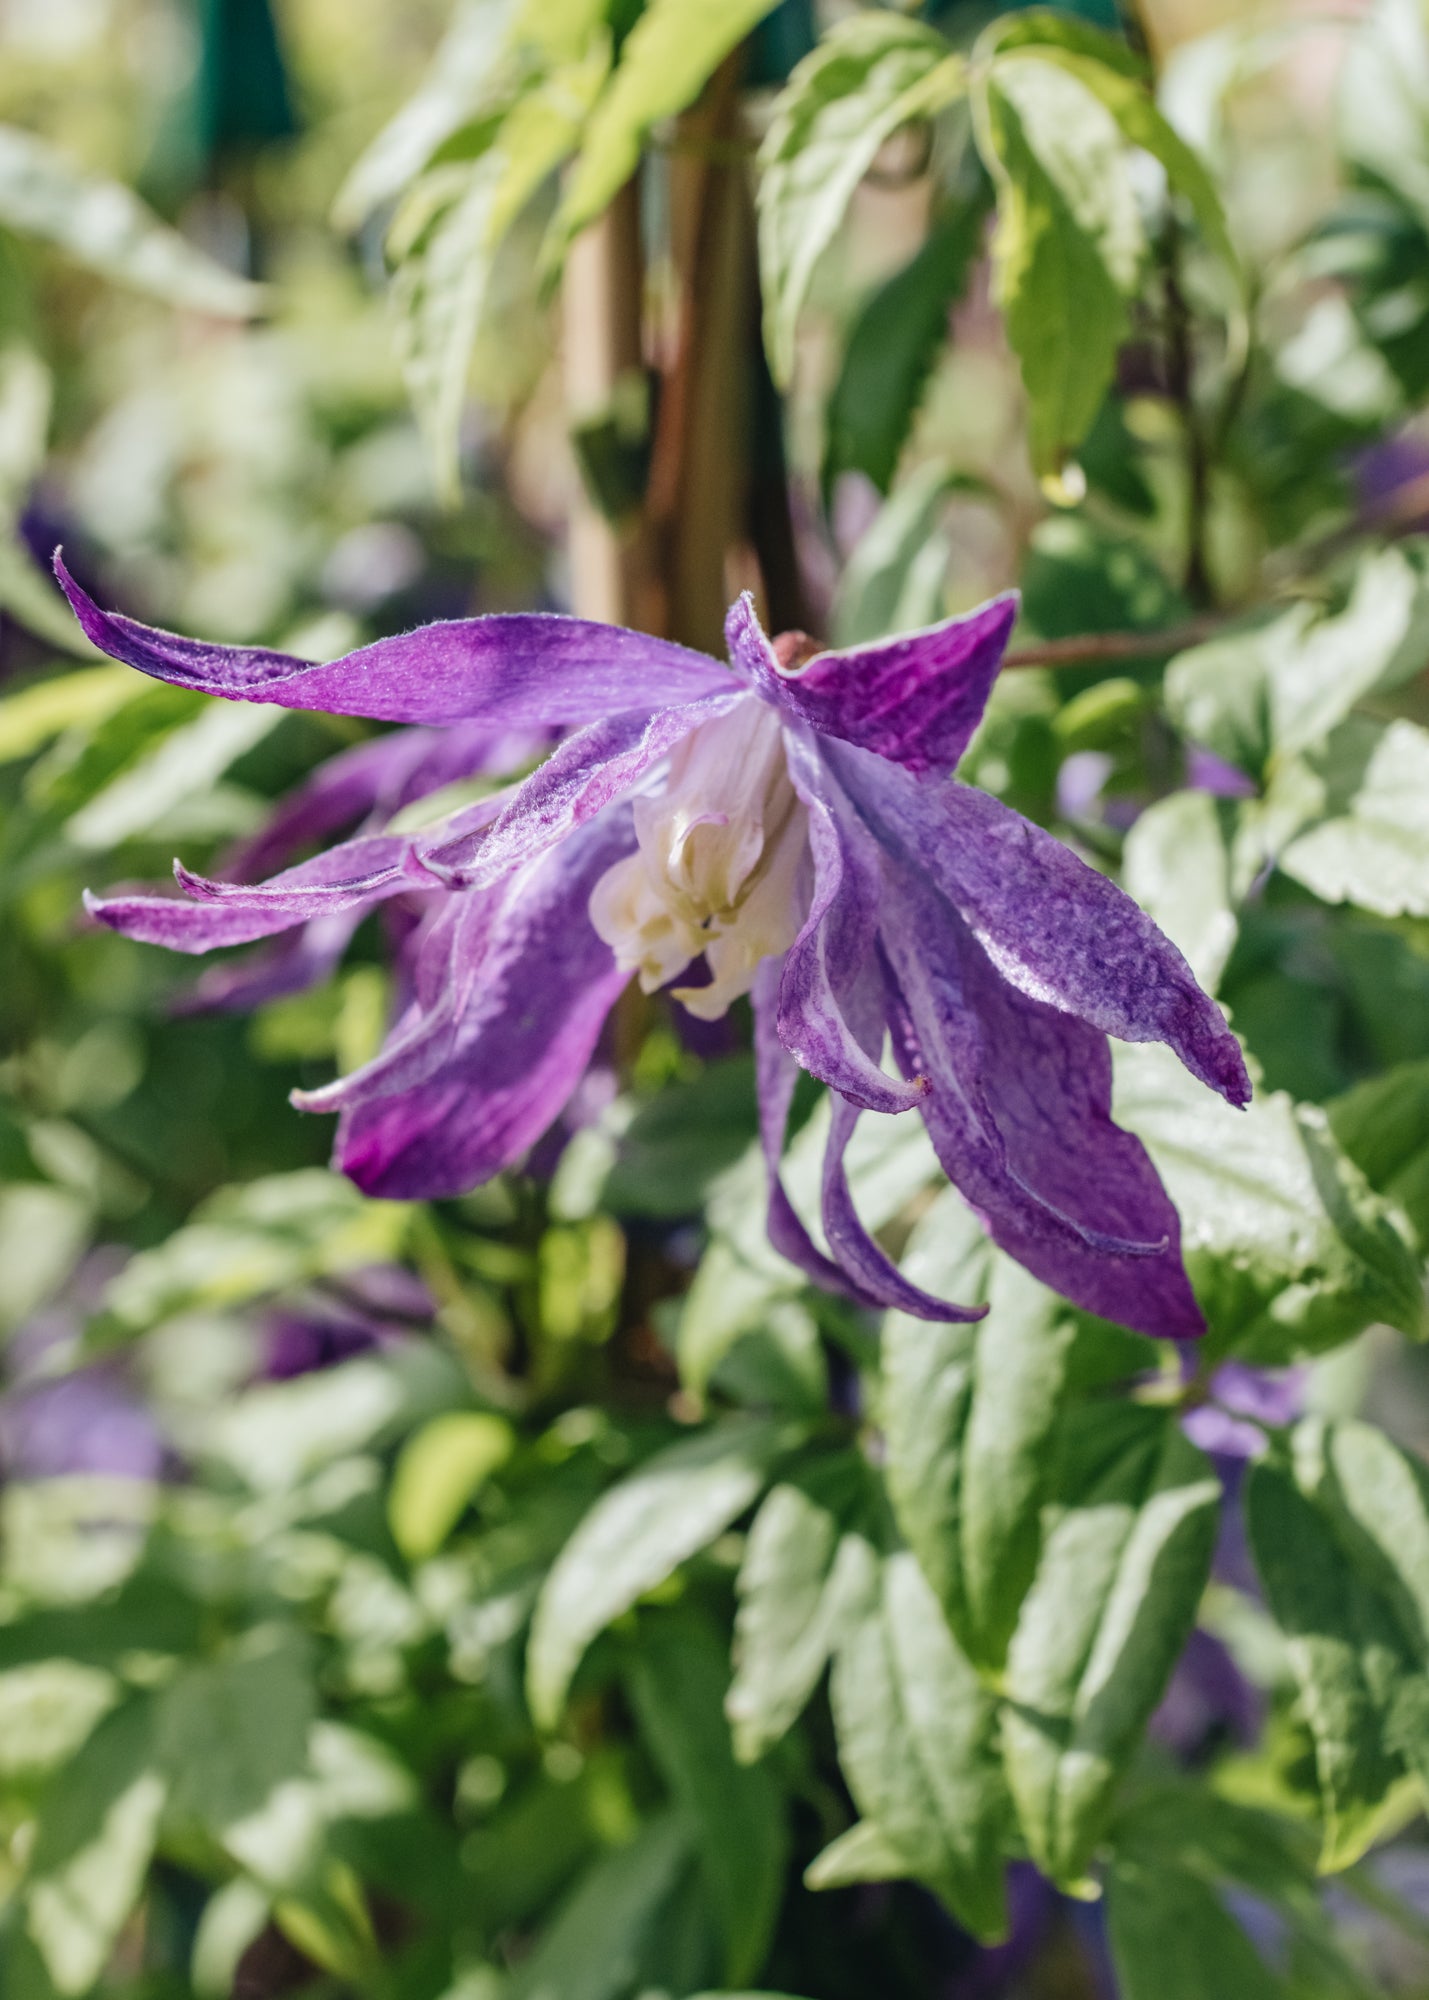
[1182, 1360, 1305, 1460]
[1151, 1626, 1263, 1763]
[1186, 745, 1257, 800]
[260, 1263, 436, 1380]
[61, 558, 1249, 1337]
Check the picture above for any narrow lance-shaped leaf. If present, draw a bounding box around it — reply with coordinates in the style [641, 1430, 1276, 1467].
[628, 1610, 787, 1986]
[527, 1415, 793, 1728]
[828, 1542, 1008, 1940]
[1002, 1404, 1219, 1889]
[882, 1187, 1073, 1670]
[758, 13, 968, 386]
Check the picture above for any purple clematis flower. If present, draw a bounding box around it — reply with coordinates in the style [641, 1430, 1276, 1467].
[58, 556, 1250, 1338]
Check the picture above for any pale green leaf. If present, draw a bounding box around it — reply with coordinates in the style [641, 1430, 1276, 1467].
[803, 1819, 908, 1892]
[629, 1611, 786, 1985]
[1339, 0, 1429, 233]
[1281, 718, 1429, 919]
[727, 1458, 868, 1762]
[1328, 1058, 1429, 1250]
[0, 668, 140, 766]
[191, 1880, 271, 2000]
[882, 1188, 1072, 1671]
[389, 1412, 516, 1561]
[554, 0, 784, 255]
[0, 125, 261, 316]
[1002, 1406, 1218, 1888]
[831, 1545, 1007, 1940]
[1122, 789, 1238, 994]
[63, 698, 278, 848]
[830, 459, 959, 646]
[1108, 1860, 1286, 2000]
[527, 1416, 791, 1728]
[758, 13, 966, 385]
[1114, 1042, 1427, 1358]
[977, 54, 1143, 473]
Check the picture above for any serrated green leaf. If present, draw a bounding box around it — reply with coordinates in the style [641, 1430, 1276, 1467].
[882, 1188, 1072, 1671]
[1281, 718, 1429, 919]
[1247, 1421, 1429, 1870]
[527, 1416, 792, 1728]
[727, 1457, 868, 1762]
[1114, 1042, 1427, 1359]
[830, 1544, 1008, 1940]
[1122, 789, 1238, 994]
[758, 13, 967, 385]
[0, 125, 261, 316]
[822, 200, 986, 499]
[976, 54, 1143, 474]
[1328, 1058, 1429, 1250]
[554, 0, 784, 257]
[629, 1611, 786, 1985]
[1002, 1405, 1219, 1887]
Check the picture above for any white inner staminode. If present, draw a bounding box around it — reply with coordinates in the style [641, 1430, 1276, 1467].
[589, 697, 809, 1021]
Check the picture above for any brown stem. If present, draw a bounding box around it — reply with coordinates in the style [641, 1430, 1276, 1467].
[1000, 616, 1225, 670]
[1162, 213, 1212, 607]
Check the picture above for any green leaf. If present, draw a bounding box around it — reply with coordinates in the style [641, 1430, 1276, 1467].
[975, 54, 1143, 474]
[758, 13, 967, 386]
[331, 0, 520, 229]
[505, 1813, 693, 2000]
[830, 1544, 1008, 1940]
[803, 1819, 908, 1892]
[1339, 0, 1429, 235]
[1122, 789, 1238, 994]
[0, 124, 261, 316]
[62, 697, 278, 849]
[394, 53, 608, 499]
[822, 200, 987, 499]
[101, 1171, 411, 1334]
[1114, 1042, 1428, 1359]
[1328, 1058, 1429, 1249]
[554, 0, 785, 256]
[727, 1456, 868, 1762]
[1280, 718, 1429, 919]
[829, 460, 960, 647]
[882, 1188, 1073, 1670]
[1107, 1859, 1286, 2000]
[629, 1611, 787, 1985]
[527, 1416, 792, 1728]
[1002, 1405, 1219, 1888]
[157, 1631, 316, 1841]
[388, 1411, 516, 1561]
[599, 1058, 760, 1219]
[25, 1695, 168, 1994]
[1247, 1420, 1429, 1869]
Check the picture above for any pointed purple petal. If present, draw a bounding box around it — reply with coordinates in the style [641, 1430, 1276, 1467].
[55, 552, 732, 726]
[727, 590, 1018, 776]
[878, 866, 1205, 1340]
[751, 963, 983, 1322]
[172, 908, 365, 1012]
[836, 747, 1251, 1108]
[776, 728, 926, 1115]
[421, 689, 748, 889]
[83, 833, 438, 952]
[327, 813, 633, 1198]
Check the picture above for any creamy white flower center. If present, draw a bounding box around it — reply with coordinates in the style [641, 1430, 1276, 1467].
[589, 697, 809, 1021]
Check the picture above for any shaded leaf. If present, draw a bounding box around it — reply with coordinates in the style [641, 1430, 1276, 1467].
[1281, 718, 1429, 919]
[1122, 789, 1238, 994]
[505, 1813, 693, 2000]
[527, 1416, 792, 1728]
[1328, 1058, 1429, 1249]
[1002, 1405, 1218, 1887]
[758, 13, 967, 385]
[830, 1544, 1008, 1939]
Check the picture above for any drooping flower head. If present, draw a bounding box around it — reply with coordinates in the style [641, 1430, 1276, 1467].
[58, 554, 1249, 1339]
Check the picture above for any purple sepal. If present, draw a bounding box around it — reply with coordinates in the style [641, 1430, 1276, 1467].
[56, 550, 733, 726]
[837, 746, 1252, 1109]
[726, 589, 1018, 776]
[327, 813, 634, 1197]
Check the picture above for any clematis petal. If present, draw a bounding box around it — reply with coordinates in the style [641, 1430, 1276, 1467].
[836, 745, 1251, 1108]
[774, 727, 927, 1115]
[752, 962, 983, 1322]
[878, 866, 1205, 1340]
[83, 833, 441, 952]
[329, 812, 634, 1199]
[55, 552, 733, 726]
[230, 720, 539, 881]
[421, 689, 748, 889]
[726, 589, 1018, 776]
[173, 908, 366, 1013]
